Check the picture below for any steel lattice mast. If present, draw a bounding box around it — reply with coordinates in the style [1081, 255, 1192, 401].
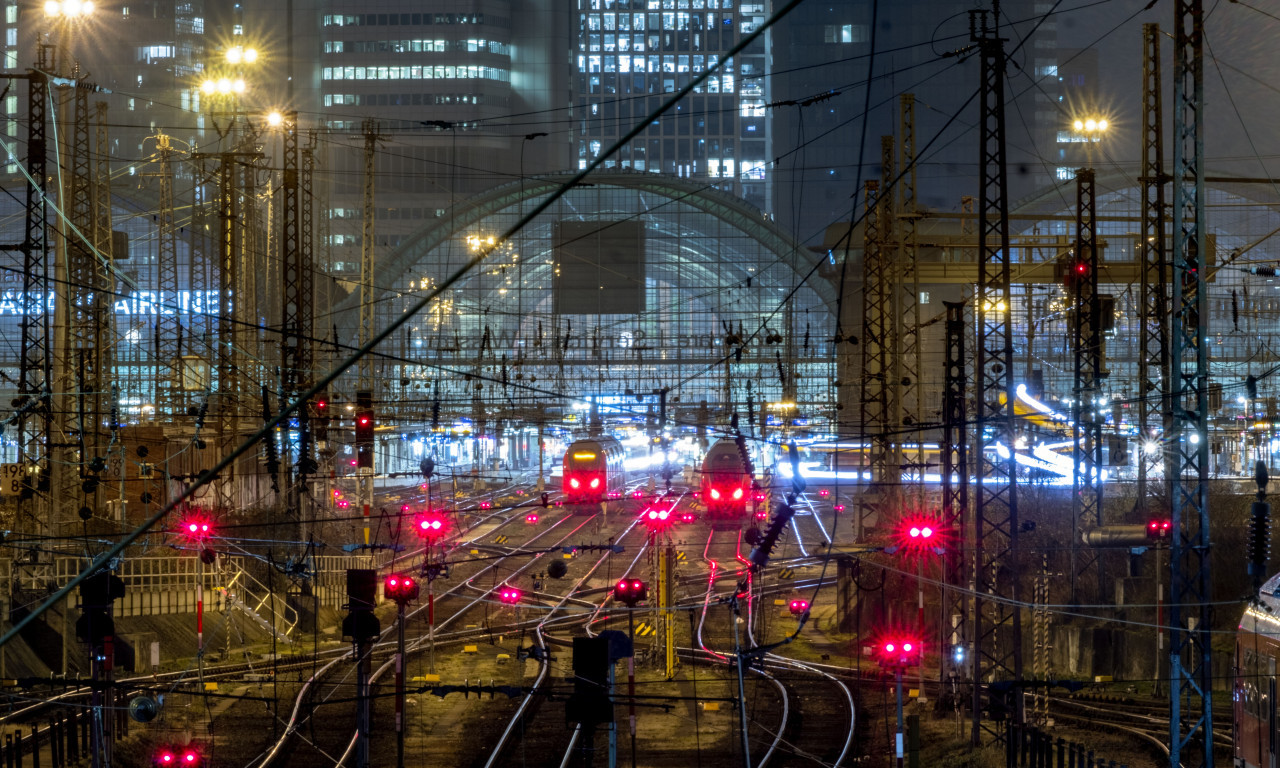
[1138, 22, 1169, 519]
[16, 49, 51, 526]
[940, 300, 968, 687]
[153, 134, 181, 415]
[357, 119, 378, 525]
[896, 94, 924, 498]
[1071, 168, 1102, 602]
[53, 68, 105, 529]
[880, 134, 903, 502]
[1168, 0, 1213, 766]
[969, 4, 1023, 744]
[858, 178, 887, 540]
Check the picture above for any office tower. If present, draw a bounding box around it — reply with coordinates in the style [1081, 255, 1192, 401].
[571, 0, 773, 213]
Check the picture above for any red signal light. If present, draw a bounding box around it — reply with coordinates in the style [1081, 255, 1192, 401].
[818, 488, 830, 498]
[898, 515, 944, 552]
[415, 514, 446, 540]
[156, 748, 200, 767]
[909, 525, 934, 540]
[876, 636, 922, 668]
[755, 509, 768, 520]
[385, 573, 419, 603]
[788, 599, 809, 616]
[614, 578, 649, 606]
[498, 586, 522, 604]
[181, 518, 212, 540]
[1147, 519, 1172, 539]
[833, 503, 845, 513]
[526, 513, 540, 523]
[644, 508, 672, 525]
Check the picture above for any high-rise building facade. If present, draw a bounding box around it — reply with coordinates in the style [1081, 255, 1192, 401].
[289, 1, 569, 276]
[571, 0, 772, 213]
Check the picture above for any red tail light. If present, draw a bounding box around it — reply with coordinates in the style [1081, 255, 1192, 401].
[590, 477, 600, 489]
[710, 488, 721, 500]
[732, 487, 744, 500]
[570, 478, 580, 489]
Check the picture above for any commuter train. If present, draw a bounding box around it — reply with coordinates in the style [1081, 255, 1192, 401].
[1236, 571, 1280, 767]
[699, 438, 753, 519]
[562, 437, 627, 504]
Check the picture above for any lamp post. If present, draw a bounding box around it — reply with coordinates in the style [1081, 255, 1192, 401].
[43, 0, 94, 76]
[1071, 116, 1109, 169]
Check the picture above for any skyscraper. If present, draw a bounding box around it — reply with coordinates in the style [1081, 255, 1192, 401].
[290, 2, 569, 276]
[571, 0, 772, 213]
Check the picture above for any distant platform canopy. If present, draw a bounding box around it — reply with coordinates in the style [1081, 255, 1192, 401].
[344, 171, 837, 409]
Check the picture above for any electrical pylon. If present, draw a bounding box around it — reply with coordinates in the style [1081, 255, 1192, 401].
[1137, 22, 1169, 519]
[858, 179, 887, 541]
[1168, 1, 1213, 766]
[16, 48, 51, 529]
[357, 119, 379, 525]
[969, 5, 1023, 744]
[880, 134, 903, 501]
[1071, 168, 1102, 604]
[152, 134, 182, 415]
[896, 94, 924, 501]
[940, 301, 968, 687]
[53, 64, 105, 532]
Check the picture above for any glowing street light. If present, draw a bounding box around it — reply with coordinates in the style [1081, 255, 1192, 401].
[225, 46, 258, 65]
[200, 77, 246, 96]
[1072, 117, 1109, 135]
[45, 0, 94, 17]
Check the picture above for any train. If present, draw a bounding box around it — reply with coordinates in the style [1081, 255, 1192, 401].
[699, 438, 753, 519]
[1237, 573, 1280, 767]
[562, 437, 627, 504]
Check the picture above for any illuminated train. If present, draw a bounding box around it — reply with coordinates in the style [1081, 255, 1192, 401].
[1236, 573, 1280, 768]
[699, 438, 753, 519]
[562, 437, 627, 504]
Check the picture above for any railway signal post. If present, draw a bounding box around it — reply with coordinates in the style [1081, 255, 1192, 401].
[385, 574, 419, 768]
[614, 578, 648, 767]
[876, 637, 922, 768]
[343, 570, 380, 768]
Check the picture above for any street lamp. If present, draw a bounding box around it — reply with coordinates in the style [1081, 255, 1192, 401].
[200, 77, 246, 96]
[45, 0, 94, 18]
[44, 0, 96, 79]
[225, 46, 259, 65]
[1071, 116, 1109, 167]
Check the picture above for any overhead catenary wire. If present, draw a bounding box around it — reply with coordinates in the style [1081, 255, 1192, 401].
[0, 0, 812, 656]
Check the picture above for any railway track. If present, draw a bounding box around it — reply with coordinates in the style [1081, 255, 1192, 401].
[240, 481, 650, 767]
